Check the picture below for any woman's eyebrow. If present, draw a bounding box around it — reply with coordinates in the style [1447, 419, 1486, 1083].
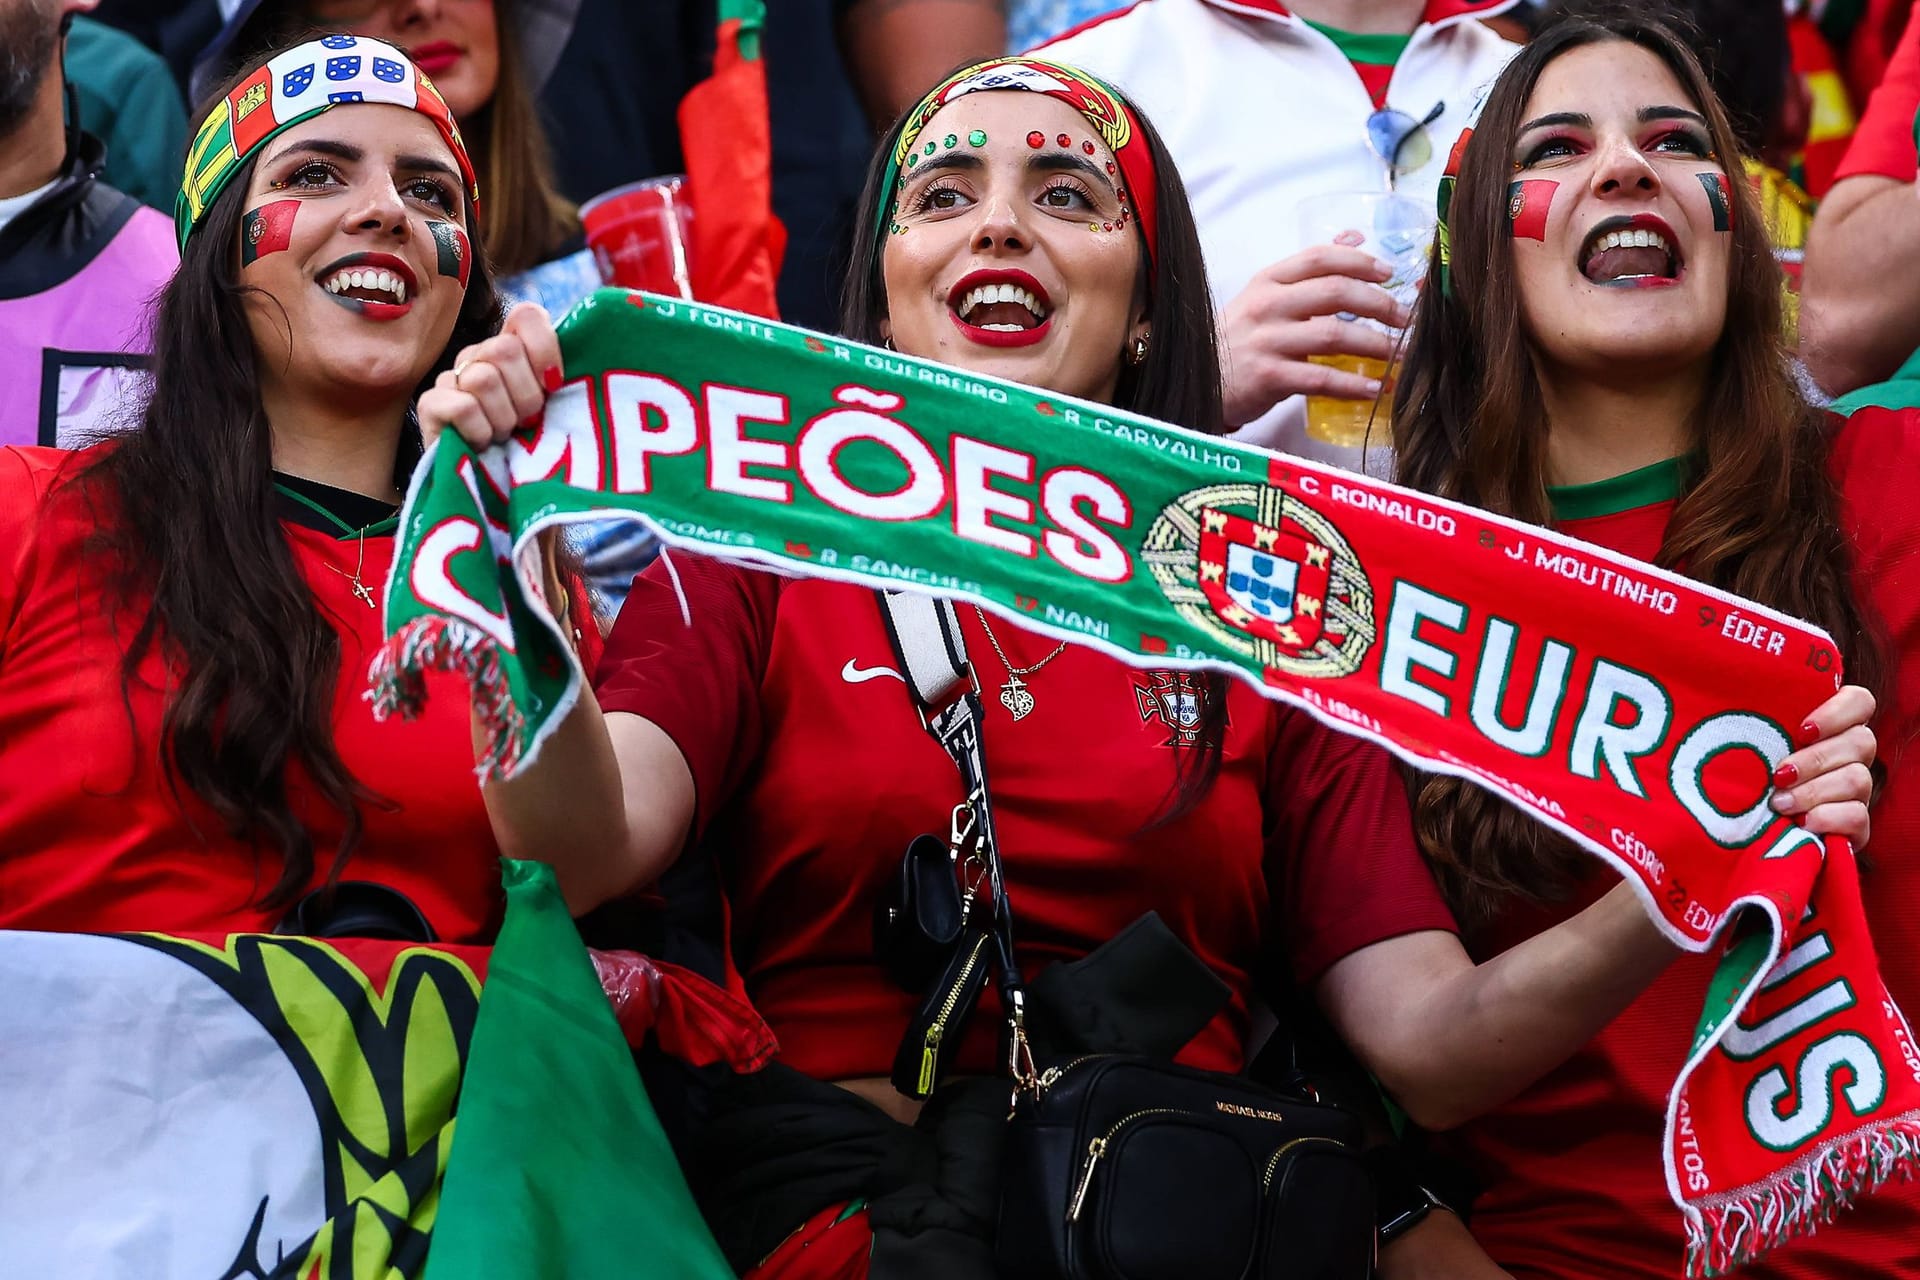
[1639, 105, 1708, 127]
[397, 153, 460, 183]
[262, 137, 364, 168]
[1029, 150, 1116, 189]
[1517, 111, 1592, 134]
[900, 152, 984, 185]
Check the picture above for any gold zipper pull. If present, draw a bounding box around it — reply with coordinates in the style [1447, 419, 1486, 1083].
[1067, 1137, 1109, 1222]
[918, 1025, 942, 1095]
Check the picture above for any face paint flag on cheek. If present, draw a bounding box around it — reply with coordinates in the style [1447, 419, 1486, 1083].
[240, 199, 299, 266]
[1698, 171, 1734, 232]
[1507, 179, 1556, 241]
[429, 221, 471, 289]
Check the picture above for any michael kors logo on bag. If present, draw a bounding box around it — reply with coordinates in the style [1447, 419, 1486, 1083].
[1216, 1101, 1287, 1123]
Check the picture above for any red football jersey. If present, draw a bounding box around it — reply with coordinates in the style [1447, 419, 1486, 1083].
[1444, 443, 1920, 1278]
[595, 552, 1458, 1082]
[0, 446, 504, 940]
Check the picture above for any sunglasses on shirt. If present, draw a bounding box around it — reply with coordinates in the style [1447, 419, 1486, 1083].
[1366, 101, 1446, 189]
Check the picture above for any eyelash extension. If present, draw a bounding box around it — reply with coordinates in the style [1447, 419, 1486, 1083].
[407, 176, 456, 210]
[271, 159, 341, 190]
[902, 179, 968, 215]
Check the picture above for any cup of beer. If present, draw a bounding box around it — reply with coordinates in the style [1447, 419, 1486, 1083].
[1294, 191, 1434, 448]
[580, 176, 696, 298]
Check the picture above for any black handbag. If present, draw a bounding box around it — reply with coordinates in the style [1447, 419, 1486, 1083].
[876, 591, 1376, 1280]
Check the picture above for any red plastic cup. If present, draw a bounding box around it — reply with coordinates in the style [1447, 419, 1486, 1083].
[580, 176, 696, 298]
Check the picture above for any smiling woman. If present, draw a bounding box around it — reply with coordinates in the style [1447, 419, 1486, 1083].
[1390, 12, 1911, 1278]
[0, 35, 595, 943]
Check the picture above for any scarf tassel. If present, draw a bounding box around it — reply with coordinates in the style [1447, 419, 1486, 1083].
[368, 616, 527, 780]
[1688, 1113, 1920, 1276]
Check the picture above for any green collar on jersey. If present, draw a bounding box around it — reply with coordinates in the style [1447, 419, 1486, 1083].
[1547, 454, 1690, 523]
[1301, 19, 1414, 64]
[1827, 344, 1920, 417]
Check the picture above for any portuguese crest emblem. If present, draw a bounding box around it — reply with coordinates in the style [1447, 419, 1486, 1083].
[1143, 484, 1375, 678]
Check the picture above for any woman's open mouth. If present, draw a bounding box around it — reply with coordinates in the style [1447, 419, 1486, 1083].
[947, 269, 1053, 348]
[1578, 213, 1683, 288]
[317, 252, 418, 320]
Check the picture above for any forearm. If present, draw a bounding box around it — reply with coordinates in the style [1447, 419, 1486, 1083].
[477, 683, 637, 913]
[1800, 177, 1920, 395]
[1378, 1208, 1510, 1280]
[1398, 882, 1676, 1127]
[838, 0, 1005, 130]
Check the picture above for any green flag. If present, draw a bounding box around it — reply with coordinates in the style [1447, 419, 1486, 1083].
[424, 860, 732, 1278]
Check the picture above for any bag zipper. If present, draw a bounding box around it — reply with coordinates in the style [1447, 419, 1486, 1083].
[1261, 1136, 1346, 1192]
[1032, 1054, 1105, 1097]
[1066, 1107, 1187, 1222]
[918, 931, 992, 1095]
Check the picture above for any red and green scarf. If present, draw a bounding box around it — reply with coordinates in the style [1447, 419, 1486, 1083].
[374, 292, 1920, 1274]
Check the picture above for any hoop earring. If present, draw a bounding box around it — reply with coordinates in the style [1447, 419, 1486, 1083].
[1127, 333, 1150, 366]
[884, 335, 896, 351]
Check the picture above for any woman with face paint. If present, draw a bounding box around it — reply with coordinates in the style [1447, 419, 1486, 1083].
[198, 0, 594, 317]
[424, 58, 1876, 1277]
[0, 36, 595, 943]
[1391, 12, 1917, 1278]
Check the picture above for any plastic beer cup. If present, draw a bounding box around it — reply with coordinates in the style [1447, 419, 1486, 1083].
[1294, 191, 1434, 448]
[580, 176, 696, 298]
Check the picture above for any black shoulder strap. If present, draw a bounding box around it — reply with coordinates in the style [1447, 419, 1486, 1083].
[875, 590, 1035, 1083]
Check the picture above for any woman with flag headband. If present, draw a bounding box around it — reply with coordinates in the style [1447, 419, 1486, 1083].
[0, 34, 597, 941]
[420, 57, 1876, 1276]
[1391, 9, 1920, 1276]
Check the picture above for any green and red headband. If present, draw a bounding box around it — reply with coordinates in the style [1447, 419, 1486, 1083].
[876, 57, 1160, 269]
[176, 34, 479, 250]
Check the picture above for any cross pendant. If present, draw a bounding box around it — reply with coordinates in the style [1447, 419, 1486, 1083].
[351, 581, 376, 609]
[999, 672, 1035, 721]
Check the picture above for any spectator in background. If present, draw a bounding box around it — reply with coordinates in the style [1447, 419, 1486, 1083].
[194, 0, 598, 316]
[65, 10, 188, 210]
[0, 0, 176, 450]
[1665, 0, 1818, 346]
[1800, 0, 1920, 398]
[1041, 0, 1520, 476]
[835, 0, 1004, 130]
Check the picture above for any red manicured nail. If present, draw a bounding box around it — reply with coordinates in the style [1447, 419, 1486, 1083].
[1773, 762, 1799, 787]
[543, 366, 564, 393]
[1798, 721, 1821, 745]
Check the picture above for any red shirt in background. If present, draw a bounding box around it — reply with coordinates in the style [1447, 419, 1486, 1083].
[1444, 437, 1920, 1278]
[0, 446, 505, 940]
[1833, 0, 1920, 183]
[595, 552, 1458, 1082]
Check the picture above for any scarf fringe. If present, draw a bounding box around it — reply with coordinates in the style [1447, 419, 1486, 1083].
[1687, 1113, 1920, 1275]
[367, 616, 526, 780]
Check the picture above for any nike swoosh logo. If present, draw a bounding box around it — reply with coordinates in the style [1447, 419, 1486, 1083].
[841, 659, 905, 685]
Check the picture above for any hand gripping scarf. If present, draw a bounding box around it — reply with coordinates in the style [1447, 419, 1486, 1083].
[373, 290, 1920, 1275]
[176, 33, 480, 248]
[875, 57, 1160, 271]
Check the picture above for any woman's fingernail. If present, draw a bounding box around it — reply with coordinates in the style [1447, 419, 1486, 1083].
[1799, 721, 1821, 745]
[1769, 790, 1795, 813]
[1365, 379, 1384, 396]
[543, 366, 564, 393]
[522, 409, 544, 429]
[1773, 762, 1799, 787]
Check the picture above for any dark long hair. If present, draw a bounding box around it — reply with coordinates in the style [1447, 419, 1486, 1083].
[456, 0, 581, 276]
[77, 70, 503, 911]
[1391, 9, 1883, 924]
[842, 76, 1233, 820]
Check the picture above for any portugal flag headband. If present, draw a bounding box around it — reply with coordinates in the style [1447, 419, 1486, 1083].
[176, 34, 480, 250]
[877, 57, 1160, 270]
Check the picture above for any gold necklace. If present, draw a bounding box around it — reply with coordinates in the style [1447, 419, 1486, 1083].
[322, 524, 379, 609]
[972, 605, 1067, 721]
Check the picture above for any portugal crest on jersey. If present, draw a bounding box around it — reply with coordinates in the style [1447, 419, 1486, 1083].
[1143, 483, 1375, 678]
